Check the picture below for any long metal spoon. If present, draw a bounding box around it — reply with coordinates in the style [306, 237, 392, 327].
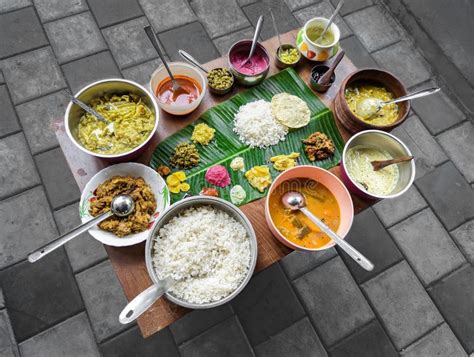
[282, 191, 374, 271]
[144, 25, 189, 100]
[119, 276, 175, 324]
[316, 0, 344, 44]
[178, 50, 209, 73]
[28, 195, 135, 263]
[60, 90, 110, 125]
[241, 15, 264, 67]
[356, 87, 440, 119]
[269, 10, 282, 58]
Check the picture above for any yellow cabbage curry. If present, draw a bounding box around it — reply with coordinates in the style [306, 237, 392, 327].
[269, 178, 340, 249]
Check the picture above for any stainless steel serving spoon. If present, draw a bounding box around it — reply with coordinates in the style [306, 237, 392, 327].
[119, 276, 176, 324]
[178, 50, 209, 73]
[28, 195, 135, 263]
[60, 90, 110, 125]
[356, 87, 440, 119]
[144, 25, 189, 100]
[282, 191, 374, 271]
[269, 10, 282, 58]
[241, 15, 264, 67]
[316, 0, 344, 44]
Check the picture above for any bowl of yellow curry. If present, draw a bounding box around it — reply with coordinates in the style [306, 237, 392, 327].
[265, 166, 354, 252]
[65, 79, 159, 161]
[335, 69, 410, 133]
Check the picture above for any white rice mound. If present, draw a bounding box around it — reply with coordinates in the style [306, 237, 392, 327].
[233, 99, 288, 148]
[153, 205, 251, 304]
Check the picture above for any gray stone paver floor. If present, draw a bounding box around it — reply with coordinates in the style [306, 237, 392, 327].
[0, 0, 472, 356]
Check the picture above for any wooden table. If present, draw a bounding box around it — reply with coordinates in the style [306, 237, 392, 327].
[54, 29, 370, 338]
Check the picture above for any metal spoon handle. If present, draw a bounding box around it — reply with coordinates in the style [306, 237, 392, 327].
[60, 90, 109, 124]
[247, 15, 264, 60]
[320, 0, 344, 39]
[178, 50, 208, 73]
[383, 87, 440, 105]
[269, 10, 282, 53]
[300, 207, 374, 271]
[144, 26, 175, 83]
[119, 278, 174, 324]
[28, 211, 113, 263]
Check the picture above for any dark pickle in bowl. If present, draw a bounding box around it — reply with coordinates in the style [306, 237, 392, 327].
[310, 65, 335, 93]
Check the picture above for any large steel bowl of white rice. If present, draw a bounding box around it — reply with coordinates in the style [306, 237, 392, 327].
[144, 195, 258, 309]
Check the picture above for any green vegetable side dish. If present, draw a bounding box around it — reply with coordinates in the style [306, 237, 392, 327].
[78, 94, 155, 155]
[278, 47, 299, 64]
[170, 142, 200, 169]
[207, 68, 233, 90]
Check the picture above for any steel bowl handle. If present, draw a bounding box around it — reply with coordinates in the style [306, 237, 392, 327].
[119, 277, 174, 324]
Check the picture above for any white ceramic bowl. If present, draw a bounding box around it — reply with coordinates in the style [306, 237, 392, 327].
[79, 163, 170, 247]
[150, 62, 207, 115]
[296, 17, 340, 61]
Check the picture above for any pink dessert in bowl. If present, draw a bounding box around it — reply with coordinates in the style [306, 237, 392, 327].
[228, 40, 270, 86]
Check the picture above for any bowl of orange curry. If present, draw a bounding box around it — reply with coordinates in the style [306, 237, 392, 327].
[150, 62, 207, 116]
[265, 166, 354, 251]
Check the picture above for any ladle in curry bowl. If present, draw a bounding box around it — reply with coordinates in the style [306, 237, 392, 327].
[282, 191, 374, 271]
[356, 87, 440, 119]
[28, 195, 135, 263]
[144, 25, 189, 100]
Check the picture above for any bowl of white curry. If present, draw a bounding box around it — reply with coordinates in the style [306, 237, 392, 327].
[340, 130, 415, 200]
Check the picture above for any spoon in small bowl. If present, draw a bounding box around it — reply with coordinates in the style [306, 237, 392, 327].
[371, 155, 414, 171]
[28, 195, 135, 263]
[241, 15, 264, 68]
[282, 191, 374, 271]
[356, 87, 440, 119]
[144, 25, 189, 101]
[316, 0, 344, 45]
[318, 50, 345, 86]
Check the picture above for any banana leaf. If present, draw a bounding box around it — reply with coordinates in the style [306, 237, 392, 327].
[150, 68, 344, 206]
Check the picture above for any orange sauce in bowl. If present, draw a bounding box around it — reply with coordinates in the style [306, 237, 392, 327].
[155, 75, 201, 105]
[269, 178, 340, 249]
